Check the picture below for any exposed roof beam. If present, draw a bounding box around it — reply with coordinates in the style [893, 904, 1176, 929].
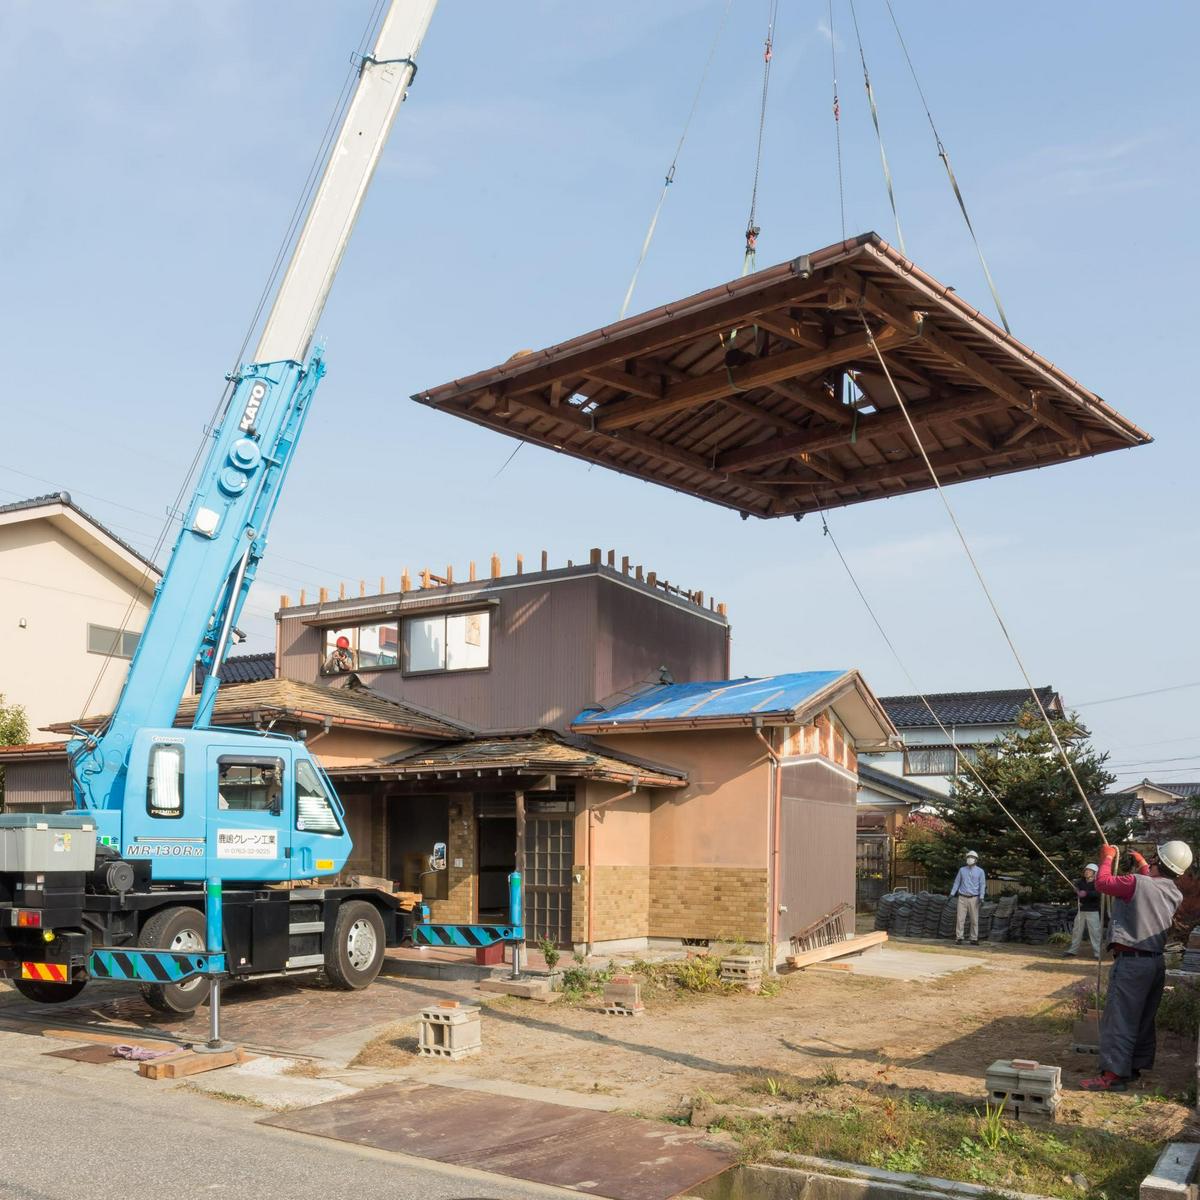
[753, 310, 825, 350]
[717, 388, 1007, 473]
[596, 327, 905, 432]
[496, 278, 829, 399]
[584, 365, 664, 401]
[769, 379, 852, 426]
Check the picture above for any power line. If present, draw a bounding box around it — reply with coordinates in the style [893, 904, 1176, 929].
[1073, 680, 1200, 708]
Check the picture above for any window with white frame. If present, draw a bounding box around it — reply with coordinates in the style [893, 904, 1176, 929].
[403, 610, 489, 674]
[903, 744, 979, 776]
[88, 623, 141, 659]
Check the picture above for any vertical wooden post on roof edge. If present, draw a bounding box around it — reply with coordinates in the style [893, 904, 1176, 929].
[400, 570, 411, 593]
[516, 554, 524, 575]
[635, 566, 643, 582]
[279, 594, 289, 609]
[491, 554, 501, 579]
[469, 561, 477, 582]
[359, 579, 366, 597]
[446, 564, 454, 585]
[647, 571, 657, 588]
[606, 549, 615, 567]
[319, 586, 328, 604]
[379, 576, 386, 594]
[621, 555, 630, 575]
[338, 582, 346, 600]
[541, 549, 548, 572]
[589, 547, 602, 566]
[299, 589, 307, 605]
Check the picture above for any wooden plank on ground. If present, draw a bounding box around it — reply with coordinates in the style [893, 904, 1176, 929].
[138, 1046, 249, 1080]
[786, 930, 887, 970]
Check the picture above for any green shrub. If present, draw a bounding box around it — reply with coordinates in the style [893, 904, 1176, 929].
[537, 937, 560, 971]
[1158, 981, 1200, 1038]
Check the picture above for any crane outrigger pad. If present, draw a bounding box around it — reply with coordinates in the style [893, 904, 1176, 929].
[415, 233, 1149, 519]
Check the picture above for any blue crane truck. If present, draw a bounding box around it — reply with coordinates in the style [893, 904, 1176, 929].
[0, 0, 520, 1020]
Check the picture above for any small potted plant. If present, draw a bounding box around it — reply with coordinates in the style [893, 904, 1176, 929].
[537, 937, 562, 988]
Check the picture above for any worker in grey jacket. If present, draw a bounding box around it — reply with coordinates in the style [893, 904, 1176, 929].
[1081, 839, 1192, 1092]
[950, 850, 986, 945]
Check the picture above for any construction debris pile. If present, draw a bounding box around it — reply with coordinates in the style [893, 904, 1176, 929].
[873, 892, 1074, 945]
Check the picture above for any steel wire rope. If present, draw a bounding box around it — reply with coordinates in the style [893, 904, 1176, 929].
[856, 309, 1107, 842]
[618, 0, 733, 321]
[815, 509, 1076, 893]
[742, 0, 782, 275]
[72, 2, 388, 743]
[882, 0, 1010, 333]
[827, 0, 846, 241]
[498, 1, 735, 479]
[847, 0, 904, 253]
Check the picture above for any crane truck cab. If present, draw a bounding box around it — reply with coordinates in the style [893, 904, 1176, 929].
[93, 727, 353, 884]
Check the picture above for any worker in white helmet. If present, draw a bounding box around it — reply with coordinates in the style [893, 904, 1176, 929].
[1081, 839, 1193, 1092]
[950, 850, 986, 945]
[1065, 862, 1102, 959]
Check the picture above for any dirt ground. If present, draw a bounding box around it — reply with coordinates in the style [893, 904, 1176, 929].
[359, 941, 1197, 1140]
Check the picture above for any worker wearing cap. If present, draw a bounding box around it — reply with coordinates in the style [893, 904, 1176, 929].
[1081, 839, 1193, 1092]
[1065, 863, 1102, 959]
[950, 850, 986, 945]
[323, 634, 355, 673]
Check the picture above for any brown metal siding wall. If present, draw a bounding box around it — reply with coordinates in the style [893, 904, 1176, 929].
[277, 569, 729, 733]
[777, 761, 857, 945]
[3, 760, 73, 812]
[595, 578, 728, 700]
[377, 575, 598, 731]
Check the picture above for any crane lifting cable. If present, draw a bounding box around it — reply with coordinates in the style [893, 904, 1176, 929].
[827, 0, 846, 241]
[818, 506, 1077, 893]
[618, 0, 733, 321]
[857, 308, 1108, 843]
[743, 0, 781, 275]
[883, 0, 1010, 331]
[847, 0, 905, 254]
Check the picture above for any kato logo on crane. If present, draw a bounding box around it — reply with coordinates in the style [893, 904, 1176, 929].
[238, 380, 269, 432]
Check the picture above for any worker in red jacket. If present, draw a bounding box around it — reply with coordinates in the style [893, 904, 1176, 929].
[1080, 839, 1193, 1091]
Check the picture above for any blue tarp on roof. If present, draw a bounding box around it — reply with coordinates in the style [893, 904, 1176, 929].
[575, 671, 849, 727]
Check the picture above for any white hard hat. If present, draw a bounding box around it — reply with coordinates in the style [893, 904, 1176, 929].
[1157, 840, 1193, 876]
[1085, 863, 1098, 873]
[965, 850, 979, 861]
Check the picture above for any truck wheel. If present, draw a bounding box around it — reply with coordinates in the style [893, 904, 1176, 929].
[325, 901, 385, 990]
[138, 906, 210, 1015]
[12, 978, 87, 1005]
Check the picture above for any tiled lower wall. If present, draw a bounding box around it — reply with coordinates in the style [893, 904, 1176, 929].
[649, 866, 769, 942]
[580, 864, 769, 944]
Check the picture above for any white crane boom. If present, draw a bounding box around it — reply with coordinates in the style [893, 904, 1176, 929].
[255, 0, 437, 365]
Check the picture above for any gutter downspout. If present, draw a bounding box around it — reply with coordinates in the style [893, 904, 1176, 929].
[587, 780, 640, 952]
[754, 722, 782, 957]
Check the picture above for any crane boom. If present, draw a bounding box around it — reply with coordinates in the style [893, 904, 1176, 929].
[71, 1, 436, 817]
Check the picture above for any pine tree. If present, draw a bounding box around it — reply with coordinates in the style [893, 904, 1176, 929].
[921, 706, 1124, 901]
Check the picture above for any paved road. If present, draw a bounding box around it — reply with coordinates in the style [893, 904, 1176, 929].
[0, 1030, 577, 1200]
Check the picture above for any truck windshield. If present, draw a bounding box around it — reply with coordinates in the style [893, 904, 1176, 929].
[296, 759, 341, 834]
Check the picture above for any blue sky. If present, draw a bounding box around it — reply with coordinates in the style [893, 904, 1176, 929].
[2, 2, 1197, 786]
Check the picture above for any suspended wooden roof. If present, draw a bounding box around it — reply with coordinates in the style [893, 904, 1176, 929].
[413, 234, 1149, 519]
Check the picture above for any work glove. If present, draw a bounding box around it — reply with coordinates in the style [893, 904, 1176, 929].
[1130, 850, 1148, 871]
[1100, 844, 1119, 862]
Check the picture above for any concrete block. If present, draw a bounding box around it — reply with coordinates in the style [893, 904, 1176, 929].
[419, 1005, 481, 1060]
[602, 1003, 644, 1016]
[985, 1059, 1060, 1123]
[1141, 1143, 1200, 1200]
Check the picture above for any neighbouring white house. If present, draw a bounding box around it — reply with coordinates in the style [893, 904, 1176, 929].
[858, 686, 1065, 805]
[0, 493, 160, 742]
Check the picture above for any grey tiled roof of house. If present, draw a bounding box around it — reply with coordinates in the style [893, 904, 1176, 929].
[1157, 781, 1200, 798]
[858, 762, 943, 806]
[0, 492, 159, 576]
[218, 653, 276, 684]
[880, 687, 1062, 729]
